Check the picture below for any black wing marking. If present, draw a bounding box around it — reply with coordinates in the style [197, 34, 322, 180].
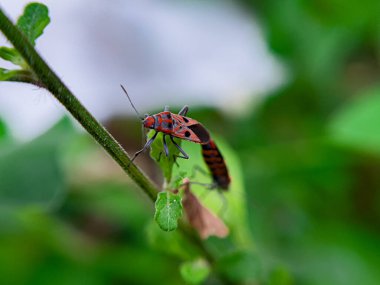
[187, 124, 210, 144]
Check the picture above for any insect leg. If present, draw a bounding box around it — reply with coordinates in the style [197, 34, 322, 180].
[217, 190, 228, 218]
[192, 165, 210, 178]
[189, 165, 216, 189]
[178, 105, 189, 116]
[162, 135, 169, 157]
[157, 151, 162, 162]
[129, 131, 158, 165]
[170, 136, 189, 159]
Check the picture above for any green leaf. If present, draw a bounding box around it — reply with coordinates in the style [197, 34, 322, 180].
[0, 68, 37, 83]
[16, 3, 50, 46]
[154, 191, 182, 231]
[148, 130, 182, 183]
[215, 251, 261, 283]
[34, 116, 77, 145]
[0, 117, 75, 209]
[0, 141, 64, 209]
[329, 86, 380, 154]
[0, 47, 25, 67]
[268, 266, 294, 285]
[0, 119, 9, 141]
[0, 68, 20, 81]
[180, 259, 210, 285]
[146, 221, 200, 259]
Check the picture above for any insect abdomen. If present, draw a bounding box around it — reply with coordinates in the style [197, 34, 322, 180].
[201, 139, 230, 190]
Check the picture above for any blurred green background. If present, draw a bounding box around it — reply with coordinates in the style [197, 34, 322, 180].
[1, 0, 380, 284]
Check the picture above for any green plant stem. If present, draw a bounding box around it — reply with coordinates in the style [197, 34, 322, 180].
[0, 8, 225, 282]
[0, 8, 158, 201]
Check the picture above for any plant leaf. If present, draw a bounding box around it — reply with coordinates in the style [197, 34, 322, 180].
[329, 86, 380, 154]
[0, 117, 75, 210]
[0, 118, 9, 141]
[148, 130, 182, 183]
[0, 47, 26, 67]
[268, 266, 294, 285]
[0, 143, 64, 209]
[182, 179, 229, 239]
[146, 221, 200, 259]
[0, 68, 37, 83]
[0, 68, 19, 81]
[215, 251, 262, 283]
[16, 3, 50, 46]
[154, 191, 182, 231]
[180, 259, 210, 285]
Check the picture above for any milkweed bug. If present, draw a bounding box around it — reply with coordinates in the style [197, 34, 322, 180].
[121, 85, 211, 164]
[201, 139, 230, 190]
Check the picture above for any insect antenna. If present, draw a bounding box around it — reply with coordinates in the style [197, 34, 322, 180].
[120, 84, 144, 120]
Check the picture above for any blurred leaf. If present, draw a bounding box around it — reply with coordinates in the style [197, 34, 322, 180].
[35, 116, 77, 145]
[312, 0, 380, 33]
[299, 28, 353, 86]
[0, 47, 25, 67]
[17, 3, 50, 46]
[329, 86, 380, 153]
[253, 0, 355, 89]
[61, 181, 153, 243]
[0, 118, 9, 141]
[94, 245, 183, 285]
[146, 221, 200, 260]
[0, 209, 105, 285]
[215, 251, 261, 283]
[0, 142, 64, 209]
[0, 117, 75, 209]
[268, 266, 294, 285]
[148, 131, 182, 183]
[154, 191, 182, 232]
[291, 224, 380, 285]
[180, 259, 210, 285]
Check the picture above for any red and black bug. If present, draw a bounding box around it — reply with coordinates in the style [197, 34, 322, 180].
[201, 139, 230, 190]
[121, 85, 210, 163]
